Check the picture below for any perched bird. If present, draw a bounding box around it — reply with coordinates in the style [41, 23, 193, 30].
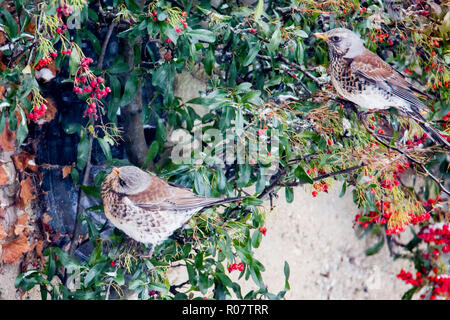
[313, 28, 450, 148]
[101, 166, 241, 253]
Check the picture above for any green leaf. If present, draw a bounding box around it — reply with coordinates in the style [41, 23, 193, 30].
[284, 261, 290, 280]
[365, 236, 385, 256]
[292, 29, 308, 38]
[255, 169, 266, 194]
[294, 166, 313, 184]
[16, 108, 28, 147]
[242, 197, 263, 206]
[194, 171, 212, 197]
[251, 230, 262, 248]
[80, 185, 101, 199]
[195, 251, 204, 269]
[204, 46, 215, 75]
[96, 137, 112, 162]
[120, 70, 139, 107]
[0, 6, 18, 38]
[285, 187, 294, 203]
[236, 164, 251, 187]
[85, 30, 101, 55]
[339, 181, 347, 198]
[401, 287, 418, 300]
[76, 132, 90, 170]
[71, 167, 79, 185]
[243, 41, 261, 67]
[254, 0, 264, 22]
[188, 29, 216, 43]
[148, 282, 169, 293]
[69, 49, 81, 76]
[108, 56, 130, 73]
[143, 140, 159, 167]
[268, 27, 281, 54]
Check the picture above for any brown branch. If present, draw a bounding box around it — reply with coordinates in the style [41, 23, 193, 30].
[285, 164, 365, 187]
[256, 54, 322, 87]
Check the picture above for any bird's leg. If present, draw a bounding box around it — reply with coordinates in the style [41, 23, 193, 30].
[138, 245, 154, 259]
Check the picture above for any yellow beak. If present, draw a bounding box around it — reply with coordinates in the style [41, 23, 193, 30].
[113, 167, 120, 176]
[313, 33, 328, 40]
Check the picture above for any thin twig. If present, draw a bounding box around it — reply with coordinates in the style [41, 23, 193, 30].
[373, 135, 450, 196]
[68, 136, 93, 257]
[97, 20, 117, 69]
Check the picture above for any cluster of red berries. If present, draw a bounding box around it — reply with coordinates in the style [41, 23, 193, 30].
[28, 104, 48, 122]
[404, 68, 413, 75]
[422, 196, 442, 208]
[397, 269, 424, 287]
[34, 52, 58, 70]
[441, 111, 450, 128]
[72, 57, 111, 118]
[423, 275, 450, 299]
[398, 268, 450, 300]
[405, 133, 429, 149]
[418, 224, 450, 255]
[259, 227, 267, 236]
[380, 178, 400, 190]
[56, 4, 73, 18]
[61, 48, 72, 55]
[228, 262, 245, 273]
[56, 24, 68, 34]
[312, 180, 329, 198]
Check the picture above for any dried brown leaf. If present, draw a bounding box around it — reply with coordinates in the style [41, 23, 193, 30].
[18, 177, 35, 209]
[0, 31, 6, 46]
[0, 166, 8, 185]
[0, 224, 6, 241]
[0, 120, 16, 152]
[0, 84, 5, 99]
[12, 152, 38, 173]
[14, 213, 28, 235]
[62, 165, 72, 179]
[1, 232, 30, 264]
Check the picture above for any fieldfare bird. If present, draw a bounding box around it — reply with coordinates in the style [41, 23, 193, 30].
[101, 166, 241, 251]
[313, 28, 450, 148]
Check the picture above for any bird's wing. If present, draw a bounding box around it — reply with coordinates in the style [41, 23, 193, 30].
[350, 49, 427, 113]
[127, 175, 228, 212]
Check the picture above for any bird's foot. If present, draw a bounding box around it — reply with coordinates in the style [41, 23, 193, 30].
[137, 246, 154, 259]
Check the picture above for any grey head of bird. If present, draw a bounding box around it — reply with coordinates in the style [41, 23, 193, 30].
[103, 166, 151, 195]
[314, 28, 365, 59]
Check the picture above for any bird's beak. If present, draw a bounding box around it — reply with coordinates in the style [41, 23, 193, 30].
[113, 167, 120, 176]
[313, 33, 328, 40]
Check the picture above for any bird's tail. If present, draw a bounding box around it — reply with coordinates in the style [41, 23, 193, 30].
[406, 110, 450, 149]
[205, 196, 244, 208]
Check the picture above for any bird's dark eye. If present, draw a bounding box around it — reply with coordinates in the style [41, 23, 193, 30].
[119, 178, 126, 187]
[330, 36, 340, 42]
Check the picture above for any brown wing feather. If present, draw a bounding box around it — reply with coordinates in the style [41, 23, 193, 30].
[351, 49, 409, 88]
[351, 49, 428, 113]
[127, 174, 229, 212]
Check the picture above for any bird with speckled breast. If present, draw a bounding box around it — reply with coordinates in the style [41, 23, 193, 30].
[101, 166, 242, 255]
[313, 28, 449, 149]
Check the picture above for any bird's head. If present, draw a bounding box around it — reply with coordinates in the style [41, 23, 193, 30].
[102, 166, 151, 195]
[313, 28, 365, 59]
